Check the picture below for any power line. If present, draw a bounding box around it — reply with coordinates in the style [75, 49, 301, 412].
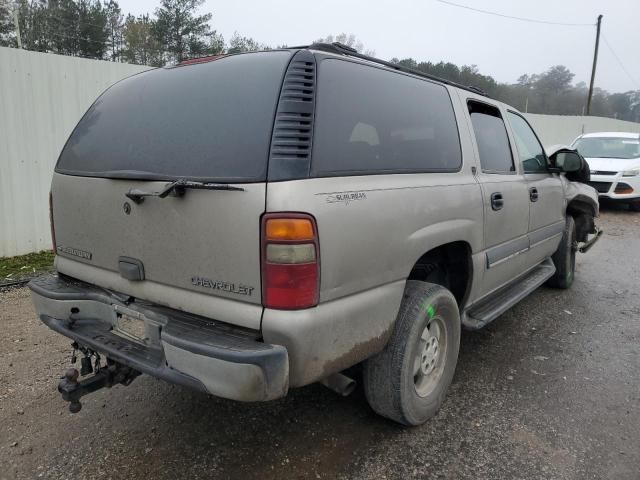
[601, 34, 639, 90]
[434, 0, 595, 27]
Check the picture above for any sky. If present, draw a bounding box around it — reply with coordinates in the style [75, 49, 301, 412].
[117, 0, 640, 93]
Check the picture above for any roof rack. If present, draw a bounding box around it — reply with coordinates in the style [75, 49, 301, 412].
[307, 42, 489, 98]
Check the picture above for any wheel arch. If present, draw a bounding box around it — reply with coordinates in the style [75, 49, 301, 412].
[567, 195, 598, 242]
[407, 241, 473, 309]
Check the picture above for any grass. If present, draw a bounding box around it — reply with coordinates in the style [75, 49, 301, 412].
[0, 250, 55, 282]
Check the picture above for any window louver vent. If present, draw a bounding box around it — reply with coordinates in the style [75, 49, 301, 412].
[268, 50, 317, 181]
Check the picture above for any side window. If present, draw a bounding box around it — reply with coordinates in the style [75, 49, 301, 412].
[312, 59, 462, 176]
[468, 101, 514, 173]
[507, 112, 548, 173]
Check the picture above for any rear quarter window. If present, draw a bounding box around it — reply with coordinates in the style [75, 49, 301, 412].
[311, 59, 462, 177]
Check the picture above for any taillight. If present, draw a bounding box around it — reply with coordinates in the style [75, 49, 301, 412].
[49, 191, 56, 251]
[261, 213, 319, 309]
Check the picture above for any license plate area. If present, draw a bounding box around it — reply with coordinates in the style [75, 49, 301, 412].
[113, 313, 147, 343]
[111, 305, 161, 346]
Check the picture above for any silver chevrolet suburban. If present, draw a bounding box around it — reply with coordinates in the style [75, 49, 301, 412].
[30, 43, 600, 426]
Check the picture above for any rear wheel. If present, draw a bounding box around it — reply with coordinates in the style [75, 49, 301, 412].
[547, 216, 577, 289]
[363, 281, 460, 426]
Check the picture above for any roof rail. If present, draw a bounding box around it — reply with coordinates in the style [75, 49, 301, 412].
[307, 42, 489, 97]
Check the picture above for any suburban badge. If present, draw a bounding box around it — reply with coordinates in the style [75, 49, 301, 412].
[57, 246, 93, 260]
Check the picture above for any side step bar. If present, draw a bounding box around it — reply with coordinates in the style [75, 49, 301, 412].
[579, 227, 603, 254]
[462, 259, 556, 330]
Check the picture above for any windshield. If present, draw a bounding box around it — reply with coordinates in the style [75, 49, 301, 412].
[56, 51, 292, 182]
[573, 137, 640, 160]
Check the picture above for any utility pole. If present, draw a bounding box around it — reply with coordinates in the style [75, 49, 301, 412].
[586, 14, 603, 116]
[13, 5, 22, 48]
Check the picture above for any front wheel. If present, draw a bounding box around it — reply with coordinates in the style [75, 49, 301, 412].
[363, 281, 461, 426]
[547, 216, 577, 289]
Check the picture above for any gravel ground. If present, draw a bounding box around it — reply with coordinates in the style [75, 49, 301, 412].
[1, 208, 639, 480]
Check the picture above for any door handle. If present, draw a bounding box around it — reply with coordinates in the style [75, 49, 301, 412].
[529, 187, 539, 202]
[490, 192, 504, 211]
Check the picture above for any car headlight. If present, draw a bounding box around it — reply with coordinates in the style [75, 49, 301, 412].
[622, 169, 640, 177]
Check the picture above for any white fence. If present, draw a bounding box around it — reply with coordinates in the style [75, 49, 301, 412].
[2, 47, 640, 257]
[0, 47, 150, 257]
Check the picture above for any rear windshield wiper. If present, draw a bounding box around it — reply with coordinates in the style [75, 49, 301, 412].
[125, 179, 244, 204]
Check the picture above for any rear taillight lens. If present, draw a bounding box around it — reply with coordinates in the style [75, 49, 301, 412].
[49, 191, 56, 251]
[261, 214, 319, 309]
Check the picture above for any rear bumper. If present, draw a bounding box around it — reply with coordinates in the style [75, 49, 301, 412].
[29, 274, 289, 402]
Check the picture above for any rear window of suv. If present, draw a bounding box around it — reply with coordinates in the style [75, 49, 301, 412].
[56, 51, 292, 182]
[311, 59, 462, 176]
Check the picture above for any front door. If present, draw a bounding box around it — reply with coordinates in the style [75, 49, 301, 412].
[506, 111, 565, 266]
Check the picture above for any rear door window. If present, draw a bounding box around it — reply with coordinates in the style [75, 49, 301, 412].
[56, 51, 292, 182]
[468, 101, 515, 174]
[311, 59, 462, 176]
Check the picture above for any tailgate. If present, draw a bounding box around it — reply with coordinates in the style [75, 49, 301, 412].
[52, 173, 265, 328]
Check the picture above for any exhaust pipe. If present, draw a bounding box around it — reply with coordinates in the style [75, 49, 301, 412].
[320, 372, 356, 397]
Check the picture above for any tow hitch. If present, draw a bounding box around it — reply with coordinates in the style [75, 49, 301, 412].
[58, 343, 141, 413]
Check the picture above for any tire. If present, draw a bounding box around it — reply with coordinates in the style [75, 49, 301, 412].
[363, 281, 461, 426]
[547, 216, 577, 289]
[629, 202, 640, 212]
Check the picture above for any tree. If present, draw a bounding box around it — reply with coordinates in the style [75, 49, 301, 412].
[34, 0, 108, 58]
[153, 0, 212, 63]
[208, 29, 223, 54]
[535, 65, 574, 94]
[14, 0, 50, 52]
[76, 0, 108, 59]
[47, 0, 78, 55]
[314, 33, 374, 56]
[226, 31, 266, 53]
[122, 14, 163, 66]
[0, 0, 16, 47]
[390, 58, 498, 97]
[104, 0, 124, 61]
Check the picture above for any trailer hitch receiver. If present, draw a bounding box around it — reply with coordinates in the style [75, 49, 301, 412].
[58, 360, 140, 413]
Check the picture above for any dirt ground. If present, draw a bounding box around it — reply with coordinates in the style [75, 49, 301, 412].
[1, 207, 639, 480]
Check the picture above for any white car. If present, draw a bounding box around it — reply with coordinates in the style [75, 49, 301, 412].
[572, 131, 640, 211]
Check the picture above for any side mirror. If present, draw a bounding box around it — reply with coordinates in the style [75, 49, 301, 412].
[552, 151, 582, 172]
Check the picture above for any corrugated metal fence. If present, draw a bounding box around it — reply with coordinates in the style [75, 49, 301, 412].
[1, 46, 640, 257]
[0, 47, 150, 257]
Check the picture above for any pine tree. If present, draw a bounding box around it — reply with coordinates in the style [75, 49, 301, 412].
[122, 13, 163, 66]
[104, 0, 123, 61]
[0, 0, 16, 47]
[153, 0, 212, 63]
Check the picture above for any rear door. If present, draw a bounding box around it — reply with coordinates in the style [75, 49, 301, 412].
[506, 111, 565, 266]
[464, 99, 531, 297]
[51, 51, 293, 329]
